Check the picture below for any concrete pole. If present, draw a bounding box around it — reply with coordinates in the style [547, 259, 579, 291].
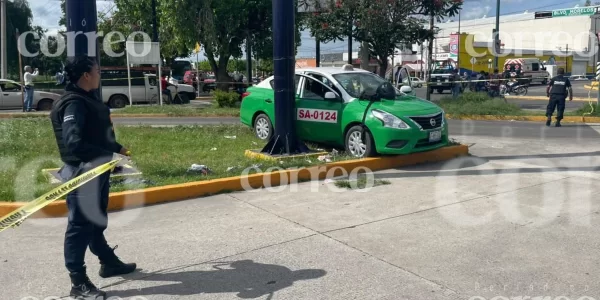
[65, 0, 100, 97]
[1, 0, 7, 79]
[494, 0, 500, 69]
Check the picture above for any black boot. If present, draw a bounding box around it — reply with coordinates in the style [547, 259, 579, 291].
[555, 120, 562, 127]
[69, 270, 106, 299]
[98, 245, 137, 278]
[546, 118, 552, 126]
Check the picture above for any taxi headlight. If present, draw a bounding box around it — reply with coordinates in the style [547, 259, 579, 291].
[371, 109, 410, 129]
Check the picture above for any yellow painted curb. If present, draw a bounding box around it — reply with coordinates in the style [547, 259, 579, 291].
[505, 95, 591, 102]
[244, 149, 329, 161]
[447, 114, 600, 123]
[0, 145, 469, 219]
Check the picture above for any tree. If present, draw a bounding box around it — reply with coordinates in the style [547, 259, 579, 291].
[2, 0, 37, 78]
[161, 0, 302, 91]
[59, 0, 192, 66]
[304, 0, 430, 78]
[414, 0, 463, 100]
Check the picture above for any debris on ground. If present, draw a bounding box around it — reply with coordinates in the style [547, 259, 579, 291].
[331, 149, 339, 156]
[318, 155, 332, 163]
[210, 147, 217, 151]
[187, 164, 212, 175]
[224, 135, 237, 139]
[252, 141, 258, 145]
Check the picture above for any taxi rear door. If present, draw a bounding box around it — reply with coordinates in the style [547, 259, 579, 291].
[295, 75, 343, 144]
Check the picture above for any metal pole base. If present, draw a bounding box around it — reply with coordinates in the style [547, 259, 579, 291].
[260, 134, 310, 156]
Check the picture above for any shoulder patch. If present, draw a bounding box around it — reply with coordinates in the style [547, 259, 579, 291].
[63, 115, 75, 122]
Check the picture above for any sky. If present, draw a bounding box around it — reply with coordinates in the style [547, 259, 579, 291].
[28, 0, 593, 61]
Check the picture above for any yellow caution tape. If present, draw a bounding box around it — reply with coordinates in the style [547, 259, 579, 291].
[0, 159, 121, 233]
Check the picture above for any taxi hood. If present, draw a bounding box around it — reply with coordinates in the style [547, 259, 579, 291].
[368, 95, 442, 116]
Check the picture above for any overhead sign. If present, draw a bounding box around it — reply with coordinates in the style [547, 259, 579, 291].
[534, 11, 553, 19]
[552, 6, 599, 18]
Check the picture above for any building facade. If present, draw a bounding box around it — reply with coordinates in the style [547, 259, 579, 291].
[423, 5, 600, 76]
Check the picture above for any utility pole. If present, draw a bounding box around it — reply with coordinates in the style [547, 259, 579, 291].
[151, 0, 158, 42]
[315, 37, 320, 67]
[565, 44, 569, 74]
[1, 0, 7, 79]
[347, 19, 353, 64]
[457, 10, 461, 73]
[493, 0, 500, 69]
[426, 12, 434, 101]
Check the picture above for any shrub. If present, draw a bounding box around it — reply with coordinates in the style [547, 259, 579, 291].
[438, 92, 523, 116]
[439, 91, 491, 103]
[214, 90, 240, 108]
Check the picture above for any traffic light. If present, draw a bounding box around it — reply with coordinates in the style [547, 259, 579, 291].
[596, 62, 600, 81]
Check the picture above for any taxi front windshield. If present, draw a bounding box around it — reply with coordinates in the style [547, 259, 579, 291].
[332, 72, 401, 99]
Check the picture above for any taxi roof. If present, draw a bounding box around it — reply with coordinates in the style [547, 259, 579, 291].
[296, 66, 371, 75]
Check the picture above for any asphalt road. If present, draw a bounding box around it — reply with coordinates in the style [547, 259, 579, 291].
[112, 117, 600, 141]
[414, 81, 592, 111]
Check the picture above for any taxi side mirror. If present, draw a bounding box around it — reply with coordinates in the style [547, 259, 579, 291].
[400, 86, 412, 94]
[324, 91, 339, 100]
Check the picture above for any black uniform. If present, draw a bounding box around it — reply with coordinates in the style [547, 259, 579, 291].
[546, 75, 571, 121]
[50, 83, 123, 275]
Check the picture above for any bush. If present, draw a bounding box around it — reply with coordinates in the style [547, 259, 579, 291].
[438, 92, 523, 116]
[574, 104, 600, 117]
[214, 90, 240, 108]
[439, 91, 491, 103]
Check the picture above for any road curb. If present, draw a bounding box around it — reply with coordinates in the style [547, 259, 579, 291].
[446, 114, 600, 123]
[0, 145, 469, 219]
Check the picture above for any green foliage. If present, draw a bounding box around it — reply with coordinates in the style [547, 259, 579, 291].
[214, 90, 241, 108]
[415, 0, 463, 21]
[303, 0, 437, 77]
[160, 0, 301, 90]
[2, 0, 37, 78]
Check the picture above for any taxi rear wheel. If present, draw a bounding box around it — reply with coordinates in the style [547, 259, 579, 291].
[345, 125, 376, 158]
[253, 113, 273, 141]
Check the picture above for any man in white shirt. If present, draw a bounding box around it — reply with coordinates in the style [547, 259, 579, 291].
[24, 65, 39, 112]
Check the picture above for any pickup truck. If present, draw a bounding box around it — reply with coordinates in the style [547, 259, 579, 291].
[428, 69, 462, 94]
[102, 74, 196, 108]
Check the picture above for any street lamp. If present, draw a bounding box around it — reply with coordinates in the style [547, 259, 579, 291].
[494, 0, 500, 69]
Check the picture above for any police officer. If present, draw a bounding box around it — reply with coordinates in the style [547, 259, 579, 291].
[546, 67, 573, 127]
[50, 55, 136, 299]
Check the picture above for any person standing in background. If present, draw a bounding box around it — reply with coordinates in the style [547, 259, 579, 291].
[24, 66, 39, 112]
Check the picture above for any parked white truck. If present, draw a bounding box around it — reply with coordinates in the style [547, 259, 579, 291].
[101, 69, 196, 108]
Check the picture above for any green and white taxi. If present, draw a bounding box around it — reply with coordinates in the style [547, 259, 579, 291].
[239, 65, 449, 158]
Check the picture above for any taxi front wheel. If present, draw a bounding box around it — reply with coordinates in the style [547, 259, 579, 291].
[345, 125, 376, 158]
[253, 113, 273, 141]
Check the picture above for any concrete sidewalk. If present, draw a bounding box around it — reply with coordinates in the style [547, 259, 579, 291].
[2, 130, 600, 299]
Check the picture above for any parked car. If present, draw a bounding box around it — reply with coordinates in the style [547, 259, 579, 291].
[569, 75, 589, 81]
[240, 65, 448, 158]
[0, 79, 60, 111]
[101, 73, 196, 108]
[410, 77, 425, 88]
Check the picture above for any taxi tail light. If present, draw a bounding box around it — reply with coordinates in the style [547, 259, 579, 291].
[241, 92, 250, 101]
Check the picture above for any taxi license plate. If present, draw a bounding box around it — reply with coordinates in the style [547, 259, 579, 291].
[429, 130, 441, 142]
